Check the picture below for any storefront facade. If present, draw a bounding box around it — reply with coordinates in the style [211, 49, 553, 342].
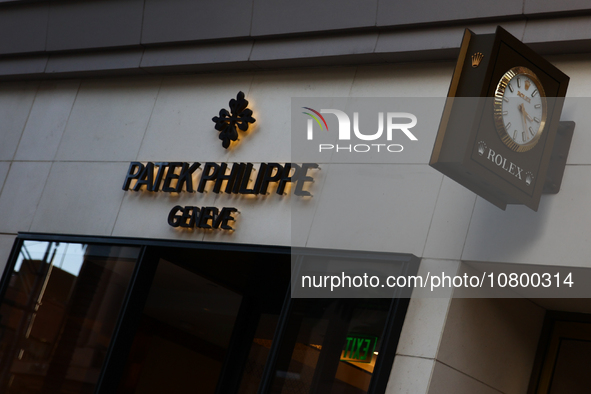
[1, 1, 591, 393]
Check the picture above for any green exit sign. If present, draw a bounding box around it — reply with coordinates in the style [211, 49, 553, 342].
[341, 334, 377, 363]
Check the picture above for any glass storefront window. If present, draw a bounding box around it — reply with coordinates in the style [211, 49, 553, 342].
[117, 258, 243, 394]
[268, 299, 391, 394]
[115, 247, 293, 394]
[0, 237, 414, 394]
[0, 240, 140, 394]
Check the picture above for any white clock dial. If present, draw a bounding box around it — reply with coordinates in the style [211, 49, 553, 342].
[494, 67, 547, 152]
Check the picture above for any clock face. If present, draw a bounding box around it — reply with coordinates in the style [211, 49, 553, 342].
[493, 67, 547, 152]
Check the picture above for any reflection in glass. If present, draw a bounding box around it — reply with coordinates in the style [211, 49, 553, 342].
[116, 246, 291, 394]
[238, 314, 279, 393]
[117, 259, 243, 394]
[270, 299, 390, 394]
[0, 241, 139, 394]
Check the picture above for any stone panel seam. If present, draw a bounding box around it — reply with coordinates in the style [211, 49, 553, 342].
[422, 257, 476, 263]
[247, 39, 256, 61]
[323, 68, 358, 163]
[110, 167, 132, 238]
[139, 0, 147, 44]
[28, 161, 55, 232]
[10, 82, 40, 162]
[394, 354, 436, 361]
[522, 297, 552, 313]
[248, 0, 256, 37]
[303, 163, 331, 248]
[426, 355, 438, 394]
[433, 359, 505, 394]
[434, 268, 457, 358]
[0, 162, 11, 201]
[133, 76, 163, 162]
[347, 66, 360, 97]
[43, 2, 51, 59]
[111, 76, 164, 237]
[372, 30, 380, 56]
[374, 0, 380, 27]
[389, 354, 437, 394]
[303, 70, 358, 248]
[416, 260, 461, 360]
[459, 193, 478, 261]
[52, 80, 82, 162]
[420, 174, 445, 258]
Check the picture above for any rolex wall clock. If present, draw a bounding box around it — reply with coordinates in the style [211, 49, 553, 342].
[430, 26, 571, 211]
[494, 66, 547, 152]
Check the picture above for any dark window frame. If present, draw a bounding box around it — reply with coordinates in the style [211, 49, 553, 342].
[0, 232, 418, 394]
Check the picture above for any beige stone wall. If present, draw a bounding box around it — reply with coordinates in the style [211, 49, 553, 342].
[0, 56, 590, 392]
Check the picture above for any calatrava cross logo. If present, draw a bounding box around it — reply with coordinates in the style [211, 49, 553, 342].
[212, 91, 256, 149]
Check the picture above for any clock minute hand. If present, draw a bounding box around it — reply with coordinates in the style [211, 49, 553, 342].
[518, 103, 528, 138]
[522, 106, 533, 122]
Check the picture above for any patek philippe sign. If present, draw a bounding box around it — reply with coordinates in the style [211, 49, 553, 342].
[120, 92, 322, 233]
[122, 161, 318, 231]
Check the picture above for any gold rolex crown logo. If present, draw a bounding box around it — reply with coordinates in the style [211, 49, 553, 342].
[471, 52, 484, 68]
[525, 80, 531, 90]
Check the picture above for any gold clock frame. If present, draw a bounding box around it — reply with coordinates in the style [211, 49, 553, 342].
[493, 66, 548, 153]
